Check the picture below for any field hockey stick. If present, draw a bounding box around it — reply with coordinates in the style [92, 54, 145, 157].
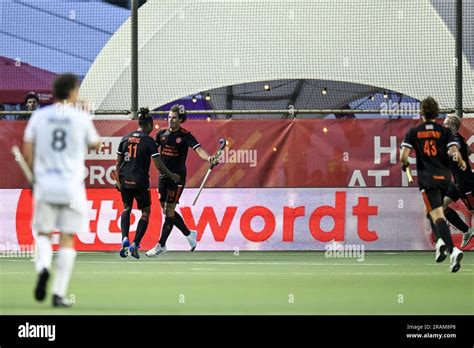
[405, 166, 413, 184]
[192, 138, 226, 206]
[11, 145, 34, 185]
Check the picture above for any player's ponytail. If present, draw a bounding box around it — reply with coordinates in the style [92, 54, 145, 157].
[138, 107, 153, 126]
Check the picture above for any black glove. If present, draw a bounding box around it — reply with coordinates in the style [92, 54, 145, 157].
[209, 154, 220, 169]
[401, 161, 409, 172]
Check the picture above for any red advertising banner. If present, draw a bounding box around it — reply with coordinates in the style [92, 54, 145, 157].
[2, 119, 473, 189]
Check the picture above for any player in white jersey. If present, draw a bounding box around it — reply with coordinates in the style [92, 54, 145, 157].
[23, 74, 100, 307]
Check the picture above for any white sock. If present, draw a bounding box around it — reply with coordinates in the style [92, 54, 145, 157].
[52, 247, 77, 298]
[34, 235, 52, 273]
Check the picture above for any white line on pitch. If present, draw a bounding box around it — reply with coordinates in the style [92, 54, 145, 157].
[1, 271, 472, 276]
[0, 260, 403, 266]
[1, 259, 474, 267]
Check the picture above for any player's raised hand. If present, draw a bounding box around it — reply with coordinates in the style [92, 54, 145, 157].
[209, 154, 220, 166]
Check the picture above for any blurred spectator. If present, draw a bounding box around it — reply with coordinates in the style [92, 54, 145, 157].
[0, 104, 5, 120]
[334, 104, 356, 119]
[19, 92, 40, 120]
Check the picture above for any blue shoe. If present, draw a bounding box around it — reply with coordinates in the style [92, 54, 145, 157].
[129, 242, 140, 259]
[120, 238, 130, 258]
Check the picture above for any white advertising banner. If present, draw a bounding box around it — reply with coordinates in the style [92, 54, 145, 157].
[1, 188, 471, 251]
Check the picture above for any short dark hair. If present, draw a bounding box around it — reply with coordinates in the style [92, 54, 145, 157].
[24, 92, 39, 105]
[138, 107, 153, 127]
[53, 74, 79, 101]
[420, 97, 439, 120]
[170, 104, 186, 123]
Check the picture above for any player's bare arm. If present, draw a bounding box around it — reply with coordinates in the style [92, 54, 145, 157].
[115, 153, 124, 174]
[448, 145, 467, 171]
[114, 154, 124, 190]
[195, 146, 219, 165]
[399, 146, 411, 171]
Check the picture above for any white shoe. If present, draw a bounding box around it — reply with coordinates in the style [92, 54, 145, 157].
[187, 231, 197, 251]
[435, 238, 447, 263]
[145, 244, 167, 257]
[450, 247, 463, 273]
[460, 227, 473, 249]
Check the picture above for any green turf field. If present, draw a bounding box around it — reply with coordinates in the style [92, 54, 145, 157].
[1, 251, 473, 315]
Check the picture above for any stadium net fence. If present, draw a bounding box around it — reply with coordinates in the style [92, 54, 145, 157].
[1, 0, 473, 120]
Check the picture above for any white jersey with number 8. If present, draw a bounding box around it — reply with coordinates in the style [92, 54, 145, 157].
[24, 104, 99, 205]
